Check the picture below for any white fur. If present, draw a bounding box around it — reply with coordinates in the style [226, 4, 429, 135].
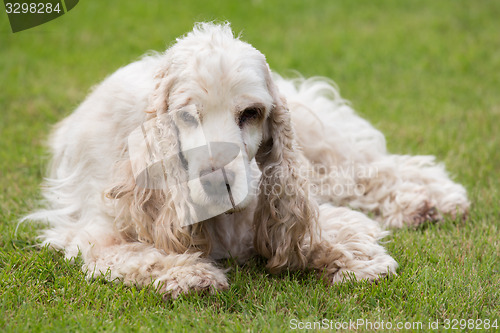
[25, 23, 469, 299]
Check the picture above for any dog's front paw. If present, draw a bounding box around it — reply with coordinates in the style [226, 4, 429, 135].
[329, 263, 397, 284]
[325, 250, 398, 284]
[156, 263, 229, 300]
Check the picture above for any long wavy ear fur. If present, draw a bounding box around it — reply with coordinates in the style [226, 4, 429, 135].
[253, 68, 319, 274]
[106, 59, 211, 255]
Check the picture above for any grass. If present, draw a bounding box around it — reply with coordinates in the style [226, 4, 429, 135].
[1, 0, 499, 331]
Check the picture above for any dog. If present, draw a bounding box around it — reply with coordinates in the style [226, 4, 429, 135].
[26, 22, 469, 299]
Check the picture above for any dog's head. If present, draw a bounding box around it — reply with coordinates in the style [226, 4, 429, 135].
[145, 23, 278, 217]
[116, 23, 317, 267]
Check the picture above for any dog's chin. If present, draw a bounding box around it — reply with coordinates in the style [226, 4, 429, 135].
[202, 192, 234, 207]
[197, 191, 243, 210]
[223, 189, 256, 214]
[223, 204, 246, 215]
[190, 188, 255, 220]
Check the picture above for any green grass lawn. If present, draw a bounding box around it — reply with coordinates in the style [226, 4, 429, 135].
[1, 0, 499, 331]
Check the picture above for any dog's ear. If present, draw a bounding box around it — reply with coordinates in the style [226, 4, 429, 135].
[253, 68, 319, 274]
[148, 58, 176, 117]
[105, 62, 210, 255]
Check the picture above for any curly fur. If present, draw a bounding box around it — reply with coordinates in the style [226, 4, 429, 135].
[25, 22, 469, 298]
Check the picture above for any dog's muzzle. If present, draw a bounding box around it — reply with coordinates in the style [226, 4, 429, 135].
[127, 115, 251, 225]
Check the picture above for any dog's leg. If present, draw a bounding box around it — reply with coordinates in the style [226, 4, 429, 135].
[347, 155, 470, 228]
[40, 219, 228, 300]
[82, 241, 228, 300]
[307, 204, 398, 283]
[309, 154, 469, 228]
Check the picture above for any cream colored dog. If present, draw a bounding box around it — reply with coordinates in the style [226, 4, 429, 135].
[27, 22, 469, 299]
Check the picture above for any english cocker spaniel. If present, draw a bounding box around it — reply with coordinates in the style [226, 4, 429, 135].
[27, 22, 469, 299]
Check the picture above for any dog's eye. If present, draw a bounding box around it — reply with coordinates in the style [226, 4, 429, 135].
[238, 107, 261, 127]
[179, 111, 198, 127]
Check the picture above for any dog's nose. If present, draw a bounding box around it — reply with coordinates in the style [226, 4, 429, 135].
[199, 168, 235, 195]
